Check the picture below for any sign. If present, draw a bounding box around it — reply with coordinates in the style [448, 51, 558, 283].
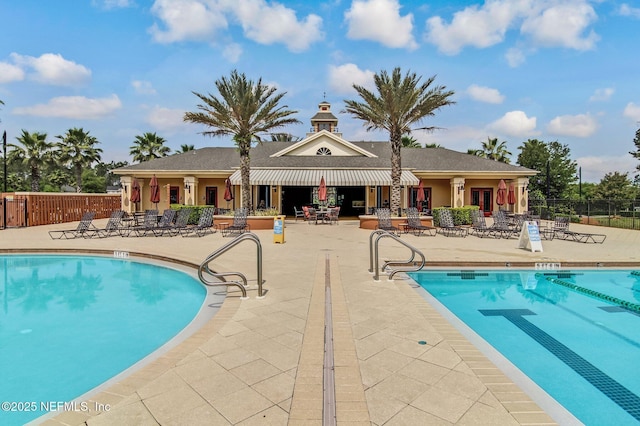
[518, 221, 543, 252]
[273, 215, 285, 243]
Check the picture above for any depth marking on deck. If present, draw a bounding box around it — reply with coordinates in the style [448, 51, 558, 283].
[323, 254, 337, 426]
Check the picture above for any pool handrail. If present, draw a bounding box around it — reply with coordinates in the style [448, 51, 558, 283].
[198, 232, 265, 299]
[369, 229, 425, 281]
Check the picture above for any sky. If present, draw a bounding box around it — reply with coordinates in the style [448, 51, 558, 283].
[1, 0, 639, 183]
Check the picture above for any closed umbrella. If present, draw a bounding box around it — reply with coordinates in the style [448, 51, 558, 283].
[149, 175, 160, 207]
[223, 178, 234, 208]
[507, 183, 516, 207]
[318, 176, 327, 203]
[130, 179, 141, 205]
[496, 179, 507, 209]
[416, 180, 425, 212]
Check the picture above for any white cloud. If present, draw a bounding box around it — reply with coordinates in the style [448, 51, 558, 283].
[520, 2, 599, 51]
[92, 0, 133, 9]
[149, 0, 228, 43]
[227, 0, 324, 52]
[0, 61, 25, 83]
[505, 47, 526, 67]
[467, 84, 504, 104]
[619, 3, 640, 19]
[222, 42, 243, 63]
[10, 53, 91, 86]
[589, 88, 614, 102]
[146, 106, 187, 131]
[623, 102, 640, 121]
[488, 110, 538, 137]
[328, 63, 375, 94]
[132, 80, 157, 95]
[547, 113, 597, 137]
[425, 0, 599, 55]
[578, 155, 638, 183]
[345, 0, 418, 50]
[13, 95, 121, 119]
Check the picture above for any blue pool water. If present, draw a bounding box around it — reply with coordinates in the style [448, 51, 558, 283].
[408, 269, 640, 426]
[0, 255, 208, 426]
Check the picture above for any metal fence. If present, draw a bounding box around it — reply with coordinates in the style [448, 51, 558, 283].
[528, 198, 640, 230]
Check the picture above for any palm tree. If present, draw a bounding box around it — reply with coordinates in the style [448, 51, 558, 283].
[184, 69, 300, 210]
[9, 130, 55, 192]
[130, 132, 171, 163]
[270, 132, 301, 142]
[401, 135, 421, 148]
[56, 128, 103, 192]
[343, 67, 455, 214]
[471, 137, 512, 163]
[177, 144, 195, 153]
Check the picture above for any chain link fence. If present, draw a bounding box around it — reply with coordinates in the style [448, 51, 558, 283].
[527, 198, 640, 230]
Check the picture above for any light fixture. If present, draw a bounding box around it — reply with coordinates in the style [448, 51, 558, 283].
[370, 186, 375, 193]
[272, 186, 277, 193]
[184, 183, 191, 192]
[123, 184, 128, 193]
[457, 183, 465, 193]
[522, 182, 528, 194]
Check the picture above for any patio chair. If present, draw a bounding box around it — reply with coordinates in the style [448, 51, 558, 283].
[376, 208, 399, 235]
[84, 210, 125, 238]
[406, 207, 435, 236]
[121, 209, 158, 237]
[180, 207, 216, 237]
[168, 208, 193, 236]
[326, 206, 340, 225]
[436, 209, 467, 237]
[551, 216, 606, 243]
[469, 210, 497, 238]
[48, 212, 97, 239]
[491, 210, 518, 238]
[306, 207, 319, 224]
[151, 209, 177, 236]
[293, 206, 306, 222]
[221, 207, 251, 237]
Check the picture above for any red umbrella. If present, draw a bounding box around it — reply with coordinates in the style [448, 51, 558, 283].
[507, 183, 516, 206]
[149, 175, 160, 206]
[223, 178, 233, 207]
[416, 180, 425, 211]
[496, 179, 507, 208]
[318, 176, 327, 203]
[129, 179, 141, 204]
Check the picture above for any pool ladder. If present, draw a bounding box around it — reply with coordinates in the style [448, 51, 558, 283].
[198, 232, 265, 299]
[369, 230, 426, 281]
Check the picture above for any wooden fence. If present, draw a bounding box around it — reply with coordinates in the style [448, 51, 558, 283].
[1, 192, 121, 228]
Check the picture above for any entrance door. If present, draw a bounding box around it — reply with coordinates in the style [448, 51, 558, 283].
[206, 187, 218, 206]
[471, 188, 493, 216]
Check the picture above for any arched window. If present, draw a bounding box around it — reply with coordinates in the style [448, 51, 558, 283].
[316, 147, 332, 156]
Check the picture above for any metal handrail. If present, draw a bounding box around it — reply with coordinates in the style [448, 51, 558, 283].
[369, 230, 425, 281]
[198, 232, 265, 299]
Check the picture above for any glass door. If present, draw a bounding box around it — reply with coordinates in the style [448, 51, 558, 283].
[471, 188, 493, 216]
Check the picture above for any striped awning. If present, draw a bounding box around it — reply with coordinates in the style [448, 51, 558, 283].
[228, 169, 419, 186]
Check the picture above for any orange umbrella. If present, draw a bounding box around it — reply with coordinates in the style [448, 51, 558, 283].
[318, 176, 327, 202]
[150, 175, 160, 206]
[496, 179, 507, 208]
[129, 179, 141, 204]
[416, 180, 425, 211]
[507, 183, 516, 206]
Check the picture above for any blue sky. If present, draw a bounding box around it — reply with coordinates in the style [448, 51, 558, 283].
[1, 0, 639, 182]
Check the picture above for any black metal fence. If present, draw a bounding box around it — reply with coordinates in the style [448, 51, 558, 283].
[528, 198, 640, 230]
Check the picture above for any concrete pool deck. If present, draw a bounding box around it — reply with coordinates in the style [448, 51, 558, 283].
[2, 218, 639, 425]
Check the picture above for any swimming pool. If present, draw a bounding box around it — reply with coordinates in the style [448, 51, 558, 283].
[0, 254, 219, 426]
[408, 269, 640, 426]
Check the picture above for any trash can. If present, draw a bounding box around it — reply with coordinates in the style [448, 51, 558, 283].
[273, 215, 285, 244]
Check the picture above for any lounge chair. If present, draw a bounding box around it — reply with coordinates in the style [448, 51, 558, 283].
[293, 206, 306, 222]
[469, 210, 497, 238]
[406, 207, 435, 236]
[551, 216, 606, 243]
[376, 208, 399, 235]
[220, 207, 250, 237]
[84, 210, 125, 238]
[436, 209, 467, 237]
[168, 208, 193, 236]
[151, 209, 177, 236]
[181, 207, 216, 237]
[48, 212, 97, 239]
[491, 210, 518, 238]
[120, 209, 159, 237]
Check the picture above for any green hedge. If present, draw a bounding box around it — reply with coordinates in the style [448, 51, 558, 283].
[432, 206, 478, 226]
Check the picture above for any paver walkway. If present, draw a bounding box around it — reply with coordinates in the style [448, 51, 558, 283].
[2, 218, 638, 425]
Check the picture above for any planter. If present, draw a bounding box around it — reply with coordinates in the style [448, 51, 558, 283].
[214, 215, 278, 230]
[358, 215, 434, 230]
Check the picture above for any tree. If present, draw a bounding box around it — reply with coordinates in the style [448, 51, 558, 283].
[594, 172, 635, 200]
[517, 139, 577, 198]
[56, 128, 103, 193]
[270, 132, 301, 142]
[177, 144, 195, 153]
[184, 69, 300, 210]
[8, 130, 55, 192]
[630, 128, 640, 171]
[343, 67, 455, 214]
[401, 135, 421, 148]
[130, 132, 170, 163]
[469, 137, 511, 163]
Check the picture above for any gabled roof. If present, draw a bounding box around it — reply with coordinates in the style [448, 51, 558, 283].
[270, 130, 377, 158]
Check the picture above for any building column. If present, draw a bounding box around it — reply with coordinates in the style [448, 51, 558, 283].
[120, 176, 133, 213]
[451, 177, 465, 208]
[516, 177, 529, 214]
[183, 176, 196, 206]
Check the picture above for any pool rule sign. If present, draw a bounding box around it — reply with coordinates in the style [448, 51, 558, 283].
[518, 221, 543, 252]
